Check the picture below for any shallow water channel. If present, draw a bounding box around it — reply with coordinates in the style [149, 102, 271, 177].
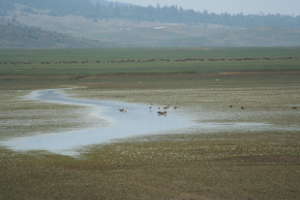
[1, 89, 295, 156]
[1, 89, 196, 155]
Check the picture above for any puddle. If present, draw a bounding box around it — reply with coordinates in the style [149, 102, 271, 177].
[1, 89, 298, 156]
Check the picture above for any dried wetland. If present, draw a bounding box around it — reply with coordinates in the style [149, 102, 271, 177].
[0, 48, 300, 200]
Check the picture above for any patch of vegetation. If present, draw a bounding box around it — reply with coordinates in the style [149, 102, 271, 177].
[0, 131, 300, 200]
[0, 47, 299, 90]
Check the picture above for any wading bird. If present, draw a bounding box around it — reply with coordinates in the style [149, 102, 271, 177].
[157, 111, 167, 116]
[119, 108, 128, 113]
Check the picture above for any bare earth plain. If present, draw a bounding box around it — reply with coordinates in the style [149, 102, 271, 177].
[0, 48, 300, 200]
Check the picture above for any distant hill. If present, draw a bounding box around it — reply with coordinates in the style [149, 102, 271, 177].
[0, 20, 109, 48]
[0, 0, 300, 48]
[10, 14, 300, 48]
[1, 0, 299, 28]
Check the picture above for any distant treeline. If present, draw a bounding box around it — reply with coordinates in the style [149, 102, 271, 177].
[1, 0, 299, 28]
[0, 56, 296, 65]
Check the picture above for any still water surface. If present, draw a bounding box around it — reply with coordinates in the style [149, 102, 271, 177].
[1, 89, 196, 155]
[2, 89, 292, 156]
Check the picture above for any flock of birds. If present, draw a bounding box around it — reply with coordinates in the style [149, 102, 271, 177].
[118, 104, 297, 116]
[118, 105, 178, 116]
[229, 105, 298, 110]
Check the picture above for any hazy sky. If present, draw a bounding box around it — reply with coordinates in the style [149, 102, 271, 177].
[113, 0, 300, 15]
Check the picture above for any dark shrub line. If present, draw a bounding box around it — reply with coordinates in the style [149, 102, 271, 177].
[0, 56, 296, 65]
